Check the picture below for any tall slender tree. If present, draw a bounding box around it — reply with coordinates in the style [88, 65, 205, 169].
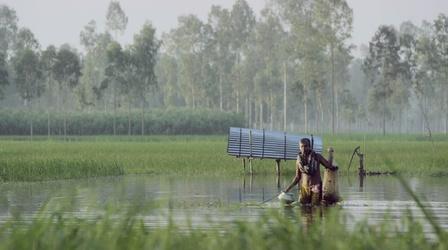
[433, 14, 448, 134]
[132, 22, 160, 135]
[230, 0, 256, 113]
[0, 52, 8, 99]
[14, 49, 43, 139]
[11, 27, 41, 139]
[103, 41, 125, 135]
[364, 25, 401, 135]
[208, 6, 233, 111]
[41, 45, 57, 137]
[80, 24, 113, 110]
[155, 53, 180, 107]
[314, 0, 353, 134]
[121, 47, 138, 135]
[80, 20, 98, 52]
[271, 0, 328, 132]
[0, 5, 18, 57]
[252, 8, 285, 129]
[53, 46, 82, 139]
[106, 1, 128, 39]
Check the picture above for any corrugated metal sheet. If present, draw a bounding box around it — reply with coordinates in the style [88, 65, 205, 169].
[227, 127, 323, 160]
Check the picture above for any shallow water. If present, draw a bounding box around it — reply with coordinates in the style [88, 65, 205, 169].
[0, 174, 447, 236]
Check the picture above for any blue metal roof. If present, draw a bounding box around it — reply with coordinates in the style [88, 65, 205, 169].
[227, 127, 323, 160]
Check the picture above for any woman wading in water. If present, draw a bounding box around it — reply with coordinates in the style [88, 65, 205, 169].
[283, 138, 337, 206]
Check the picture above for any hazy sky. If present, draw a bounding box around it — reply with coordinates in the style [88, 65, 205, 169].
[1, 0, 448, 54]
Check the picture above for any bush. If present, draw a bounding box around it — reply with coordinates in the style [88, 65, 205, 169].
[0, 108, 244, 135]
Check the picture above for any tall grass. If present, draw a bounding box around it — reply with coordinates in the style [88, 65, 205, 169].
[0, 145, 447, 249]
[328, 135, 448, 176]
[0, 205, 445, 250]
[0, 159, 124, 182]
[1, 134, 448, 182]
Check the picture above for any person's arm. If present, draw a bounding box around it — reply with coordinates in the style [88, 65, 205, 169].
[284, 160, 302, 192]
[317, 153, 337, 170]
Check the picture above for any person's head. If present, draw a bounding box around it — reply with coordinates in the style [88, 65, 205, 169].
[299, 138, 312, 155]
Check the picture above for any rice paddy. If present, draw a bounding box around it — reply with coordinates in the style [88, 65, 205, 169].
[0, 134, 447, 249]
[0, 134, 447, 182]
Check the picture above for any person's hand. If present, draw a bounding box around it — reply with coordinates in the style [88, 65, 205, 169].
[327, 165, 338, 171]
[332, 165, 338, 171]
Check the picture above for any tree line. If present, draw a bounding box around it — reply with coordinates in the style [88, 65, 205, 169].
[0, 0, 447, 136]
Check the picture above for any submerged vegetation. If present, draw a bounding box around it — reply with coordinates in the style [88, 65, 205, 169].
[0, 134, 447, 182]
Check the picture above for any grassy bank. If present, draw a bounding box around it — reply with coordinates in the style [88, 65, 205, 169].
[0, 134, 447, 182]
[0, 207, 446, 250]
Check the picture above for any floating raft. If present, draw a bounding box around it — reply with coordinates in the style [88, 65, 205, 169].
[227, 127, 323, 160]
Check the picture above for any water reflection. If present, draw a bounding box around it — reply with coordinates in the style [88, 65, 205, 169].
[0, 174, 447, 235]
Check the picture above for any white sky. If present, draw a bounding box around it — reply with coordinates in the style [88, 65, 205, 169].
[1, 0, 448, 55]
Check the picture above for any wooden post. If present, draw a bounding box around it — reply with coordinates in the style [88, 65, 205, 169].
[249, 172, 253, 192]
[359, 174, 364, 190]
[276, 174, 280, 189]
[249, 158, 253, 175]
[359, 153, 365, 176]
[242, 158, 246, 173]
[328, 147, 334, 165]
[275, 159, 281, 176]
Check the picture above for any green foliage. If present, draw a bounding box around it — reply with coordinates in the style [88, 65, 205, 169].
[364, 25, 402, 135]
[53, 47, 82, 90]
[1, 134, 448, 182]
[230, 0, 256, 51]
[325, 133, 448, 176]
[13, 27, 39, 52]
[0, 52, 8, 98]
[13, 48, 44, 104]
[0, 206, 445, 250]
[433, 14, 448, 72]
[0, 158, 124, 182]
[105, 1, 128, 37]
[79, 30, 112, 104]
[103, 41, 126, 102]
[0, 4, 18, 55]
[3, 2, 448, 136]
[165, 15, 211, 108]
[339, 89, 358, 124]
[79, 20, 98, 51]
[131, 22, 160, 108]
[0, 109, 244, 135]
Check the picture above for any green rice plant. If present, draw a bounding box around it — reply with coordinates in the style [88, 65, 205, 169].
[0, 203, 445, 250]
[0, 158, 124, 182]
[0, 138, 284, 181]
[325, 135, 448, 176]
[1, 134, 448, 182]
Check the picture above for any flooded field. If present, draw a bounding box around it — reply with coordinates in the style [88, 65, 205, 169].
[1, 174, 447, 237]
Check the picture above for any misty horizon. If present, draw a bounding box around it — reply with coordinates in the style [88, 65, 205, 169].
[1, 0, 447, 55]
